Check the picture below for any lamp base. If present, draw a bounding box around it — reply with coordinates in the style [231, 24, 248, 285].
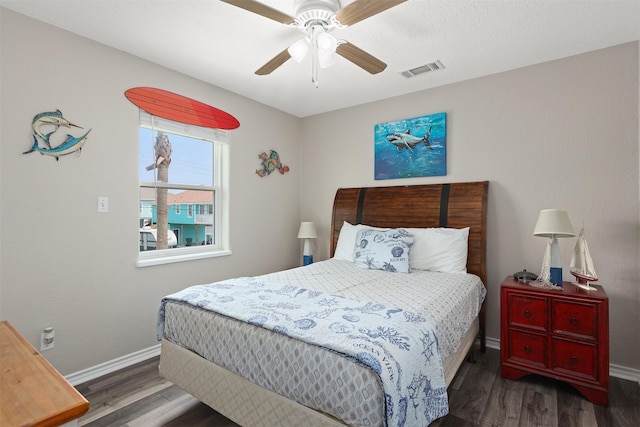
[302, 238, 314, 266]
[549, 267, 563, 286]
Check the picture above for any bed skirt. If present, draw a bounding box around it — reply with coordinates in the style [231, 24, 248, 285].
[159, 318, 479, 427]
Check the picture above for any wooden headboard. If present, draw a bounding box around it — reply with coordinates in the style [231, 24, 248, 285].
[330, 181, 489, 352]
[330, 181, 489, 284]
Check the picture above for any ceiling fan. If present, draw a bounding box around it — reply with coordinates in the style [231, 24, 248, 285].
[221, 0, 407, 86]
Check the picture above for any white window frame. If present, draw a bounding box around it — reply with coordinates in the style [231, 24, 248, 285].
[136, 112, 231, 267]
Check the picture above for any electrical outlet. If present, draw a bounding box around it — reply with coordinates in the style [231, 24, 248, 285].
[40, 333, 54, 351]
[40, 328, 55, 351]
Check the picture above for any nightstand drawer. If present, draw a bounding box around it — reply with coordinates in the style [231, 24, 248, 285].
[551, 338, 597, 380]
[508, 294, 547, 331]
[553, 301, 597, 339]
[507, 330, 546, 367]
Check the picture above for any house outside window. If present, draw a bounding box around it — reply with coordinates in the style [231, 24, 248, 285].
[137, 112, 230, 266]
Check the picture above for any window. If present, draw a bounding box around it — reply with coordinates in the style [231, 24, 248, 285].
[137, 112, 230, 267]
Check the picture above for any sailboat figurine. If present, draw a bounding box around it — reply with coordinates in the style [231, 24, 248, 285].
[570, 227, 598, 291]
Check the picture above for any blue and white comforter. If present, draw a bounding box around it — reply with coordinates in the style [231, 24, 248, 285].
[158, 276, 448, 426]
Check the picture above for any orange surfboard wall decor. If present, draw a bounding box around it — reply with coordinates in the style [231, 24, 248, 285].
[125, 87, 240, 130]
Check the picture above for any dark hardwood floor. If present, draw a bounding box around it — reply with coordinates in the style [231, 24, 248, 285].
[76, 347, 639, 426]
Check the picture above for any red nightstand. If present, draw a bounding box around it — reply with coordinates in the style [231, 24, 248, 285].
[500, 276, 609, 405]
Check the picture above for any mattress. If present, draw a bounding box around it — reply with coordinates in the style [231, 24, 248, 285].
[161, 259, 486, 426]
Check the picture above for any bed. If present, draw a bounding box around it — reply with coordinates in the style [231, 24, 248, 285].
[158, 181, 489, 427]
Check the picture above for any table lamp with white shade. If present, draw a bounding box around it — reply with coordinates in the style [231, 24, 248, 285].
[297, 221, 318, 266]
[533, 209, 575, 286]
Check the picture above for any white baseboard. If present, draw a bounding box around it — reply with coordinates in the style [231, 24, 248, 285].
[608, 363, 640, 383]
[65, 343, 160, 386]
[486, 336, 501, 351]
[66, 338, 639, 387]
[485, 336, 640, 383]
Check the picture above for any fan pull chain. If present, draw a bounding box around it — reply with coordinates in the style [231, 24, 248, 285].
[311, 25, 319, 88]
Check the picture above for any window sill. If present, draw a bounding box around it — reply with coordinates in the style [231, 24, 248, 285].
[136, 248, 231, 267]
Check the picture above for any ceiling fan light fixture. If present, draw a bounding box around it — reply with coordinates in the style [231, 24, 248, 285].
[288, 37, 310, 63]
[316, 31, 337, 54]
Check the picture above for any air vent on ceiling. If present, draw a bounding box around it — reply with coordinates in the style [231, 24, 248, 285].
[400, 60, 445, 78]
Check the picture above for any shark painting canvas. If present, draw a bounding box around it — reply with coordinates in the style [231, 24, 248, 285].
[374, 112, 446, 179]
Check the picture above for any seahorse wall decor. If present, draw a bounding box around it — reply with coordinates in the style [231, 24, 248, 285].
[256, 150, 290, 177]
[23, 110, 92, 161]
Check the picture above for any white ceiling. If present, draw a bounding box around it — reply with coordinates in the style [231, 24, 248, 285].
[2, 0, 639, 117]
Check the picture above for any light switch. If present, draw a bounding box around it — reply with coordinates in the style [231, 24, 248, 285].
[98, 196, 109, 213]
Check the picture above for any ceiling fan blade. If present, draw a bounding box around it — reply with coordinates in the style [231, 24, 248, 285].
[336, 0, 407, 26]
[221, 0, 295, 25]
[255, 48, 292, 75]
[336, 42, 387, 74]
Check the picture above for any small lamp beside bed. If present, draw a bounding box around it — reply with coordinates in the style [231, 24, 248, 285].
[297, 221, 317, 265]
[533, 209, 575, 285]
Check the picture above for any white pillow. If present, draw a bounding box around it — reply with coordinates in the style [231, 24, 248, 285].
[353, 228, 414, 273]
[407, 227, 469, 273]
[333, 221, 386, 261]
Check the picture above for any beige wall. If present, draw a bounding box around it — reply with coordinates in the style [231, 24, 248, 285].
[1, 8, 638, 375]
[0, 9, 301, 375]
[299, 42, 640, 370]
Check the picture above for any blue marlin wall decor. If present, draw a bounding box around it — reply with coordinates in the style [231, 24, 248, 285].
[23, 110, 92, 161]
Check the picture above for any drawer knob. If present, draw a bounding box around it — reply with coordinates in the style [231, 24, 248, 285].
[570, 356, 578, 365]
[524, 310, 532, 318]
[570, 317, 578, 326]
[524, 345, 532, 354]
